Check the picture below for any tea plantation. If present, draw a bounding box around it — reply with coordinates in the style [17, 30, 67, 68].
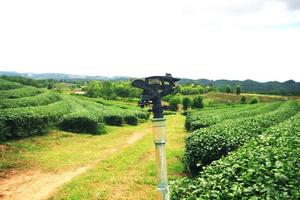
[0, 78, 149, 140]
[170, 100, 300, 199]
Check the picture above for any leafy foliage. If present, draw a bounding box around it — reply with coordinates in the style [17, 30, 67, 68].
[182, 96, 192, 111]
[0, 86, 43, 99]
[60, 112, 106, 134]
[191, 96, 204, 109]
[0, 92, 62, 109]
[185, 102, 281, 131]
[171, 111, 300, 200]
[184, 101, 299, 176]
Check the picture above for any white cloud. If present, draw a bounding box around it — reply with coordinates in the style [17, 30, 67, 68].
[0, 0, 299, 81]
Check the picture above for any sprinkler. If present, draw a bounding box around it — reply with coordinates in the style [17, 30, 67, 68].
[131, 73, 180, 200]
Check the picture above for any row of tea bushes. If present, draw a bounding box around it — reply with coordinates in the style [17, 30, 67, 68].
[185, 102, 281, 131]
[184, 104, 260, 131]
[0, 92, 62, 109]
[185, 101, 299, 176]
[0, 86, 43, 99]
[59, 111, 106, 134]
[70, 96, 149, 125]
[0, 78, 24, 90]
[0, 100, 73, 140]
[171, 111, 300, 200]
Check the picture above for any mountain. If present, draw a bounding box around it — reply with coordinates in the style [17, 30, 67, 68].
[179, 78, 300, 96]
[0, 71, 131, 81]
[1, 71, 299, 95]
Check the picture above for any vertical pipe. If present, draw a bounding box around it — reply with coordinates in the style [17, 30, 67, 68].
[152, 118, 169, 200]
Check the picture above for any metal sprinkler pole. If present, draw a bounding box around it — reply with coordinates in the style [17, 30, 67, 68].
[152, 117, 169, 200]
[131, 73, 180, 200]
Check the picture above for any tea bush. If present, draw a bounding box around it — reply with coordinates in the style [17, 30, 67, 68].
[185, 101, 299, 176]
[186, 102, 281, 131]
[171, 111, 300, 200]
[0, 92, 61, 109]
[0, 86, 42, 99]
[60, 111, 106, 134]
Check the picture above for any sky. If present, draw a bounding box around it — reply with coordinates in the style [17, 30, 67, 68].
[0, 0, 300, 82]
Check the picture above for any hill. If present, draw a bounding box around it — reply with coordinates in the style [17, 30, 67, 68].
[1, 71, 299, 95]
[179, 78, 300, 96]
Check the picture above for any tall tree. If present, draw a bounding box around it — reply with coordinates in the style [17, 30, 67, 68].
[236, 85, 241, 95]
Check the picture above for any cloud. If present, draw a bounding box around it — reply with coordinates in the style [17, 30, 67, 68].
[281, 0, 300, 11]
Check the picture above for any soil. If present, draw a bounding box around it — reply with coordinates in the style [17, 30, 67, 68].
[0, 131, 147, 200]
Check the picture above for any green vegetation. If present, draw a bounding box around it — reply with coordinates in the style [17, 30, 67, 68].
[0, 79, 149, 141]
[171, 111, 300, 200]
[250, 96, 259, 104]
[191, 96, 204, 109]
[0, 92, 62, 109]
[185, 102, 281, 131]
[185, 101, 299, 176]
[240, 95, 247, 104]
[182, 96, 192, 111]
[1, 76, 299, 199]
[169, 96, 181, 111]
[0, 86, 42, 99]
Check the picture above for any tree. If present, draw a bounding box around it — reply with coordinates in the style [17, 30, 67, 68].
[192, 96, 204, 109]
[236, 85, 241, 95]
[250, 97, 259, 104]
[240, 96, 246, 104]
[100, 81, 113, 99]
[182, 96, 192, 111]
[169, 97, 181, 111]
[225, 85, 231, 93]
[86, 80, 101, 97]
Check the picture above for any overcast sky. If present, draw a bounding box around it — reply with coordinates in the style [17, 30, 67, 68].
[0, 0, 300, 81]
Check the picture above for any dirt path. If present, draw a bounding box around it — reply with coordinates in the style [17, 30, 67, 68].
[0, 131, 148, 200]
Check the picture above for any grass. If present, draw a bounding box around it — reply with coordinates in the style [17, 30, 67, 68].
[0, 114, 187, 199]
[51, 114, 186, 200]
[1, 121, 152, 172]
[197, 92, 293, 106]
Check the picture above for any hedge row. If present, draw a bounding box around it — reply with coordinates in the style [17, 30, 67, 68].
[0, 78, 24, 90]
[185, 102, 281, 131]
[72, 97, 149, 126]
[0, 100, 72, 140]
[0, 86, 43, 99]
[171, 111, 300, 200]
[0, 92, 62, 109]
[184, 104, 260, 131]
[59, 111, 106, 134]
[185, 101, 299, 176]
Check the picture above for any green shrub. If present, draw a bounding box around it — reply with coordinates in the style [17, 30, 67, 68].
[240, 96, 246, 104]
[250, 96, 259, 104]
[184, 101, 299, 177]
[182, 96, 192, 111]
[60, 112, 105, 134]
[0, 92, 61, 109]
[0, 101, 72, 140]
[187, 102, 281, 131]
[171, 112, 300, 200]
[0, 86, 42, 99]
[0, 78, 24, 90]
[103, 115, 123, 126]
[192, 96, 204, 109]
[123, 115, 138, 125]
[169, 97, 181, 111]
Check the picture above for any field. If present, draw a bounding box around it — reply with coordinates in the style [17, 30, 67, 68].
[0, 78, 299, 199]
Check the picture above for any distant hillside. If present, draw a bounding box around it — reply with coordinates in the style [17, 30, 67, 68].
[0, 71, 131, 81]
[179, 78, 300, 96]
[1, 71, 299, 95]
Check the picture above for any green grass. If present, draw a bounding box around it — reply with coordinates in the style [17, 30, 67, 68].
[0, 121, 151, 172]
[50, 114, 186, 200]
[1, 114, 186, 199]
